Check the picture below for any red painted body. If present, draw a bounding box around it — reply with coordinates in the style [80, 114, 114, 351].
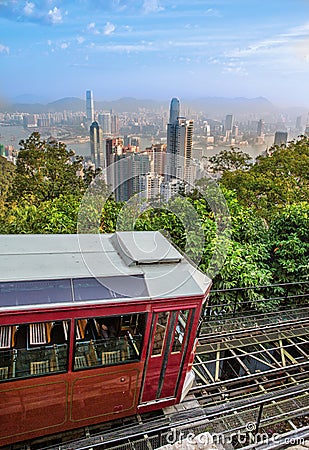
[0, 295, 207, 447]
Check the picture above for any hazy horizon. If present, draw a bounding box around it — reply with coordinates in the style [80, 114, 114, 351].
[1, 1, 309, 108]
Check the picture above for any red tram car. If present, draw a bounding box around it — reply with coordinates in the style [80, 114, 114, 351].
[0, 231, 211, 447]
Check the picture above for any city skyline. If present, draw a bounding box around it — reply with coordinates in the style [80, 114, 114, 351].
[1, 1, 309, 107]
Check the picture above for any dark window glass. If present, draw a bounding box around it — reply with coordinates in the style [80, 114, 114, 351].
[0, 279, 72, 307]
[172, 310, 190, 353]
[152, 312, 169, 356]
[73, 275, 148, 301]
[73, 313, 146, 370]
[0, 320, 69, 382]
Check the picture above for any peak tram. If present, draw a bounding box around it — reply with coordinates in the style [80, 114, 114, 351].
[0, 231, 211, 448]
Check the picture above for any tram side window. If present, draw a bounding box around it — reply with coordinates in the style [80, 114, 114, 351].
[172, 309, 190, 353]
[152, 312, 169, 356]
[0, 321, 69, 382]
[73, 313, 146, 370]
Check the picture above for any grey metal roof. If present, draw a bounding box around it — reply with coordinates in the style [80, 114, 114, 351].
[0, 232, 211, 308]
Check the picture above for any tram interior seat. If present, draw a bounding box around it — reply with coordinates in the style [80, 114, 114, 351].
[30, 360, 49, 375]
[102, 350, 121, 365]
[0, 366, 9, 379]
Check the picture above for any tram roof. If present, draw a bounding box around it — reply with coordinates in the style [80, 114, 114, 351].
[0, 232, 211, 308]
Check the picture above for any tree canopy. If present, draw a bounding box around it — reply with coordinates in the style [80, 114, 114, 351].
[220, 136, 309, 220]
[10, 132, 86, 204]
[209, 147, 252, 173]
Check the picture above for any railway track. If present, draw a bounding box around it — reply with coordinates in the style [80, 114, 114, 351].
[37, 306, 309, 450]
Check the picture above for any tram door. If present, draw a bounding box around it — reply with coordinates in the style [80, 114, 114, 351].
[141, 308, 194, 403]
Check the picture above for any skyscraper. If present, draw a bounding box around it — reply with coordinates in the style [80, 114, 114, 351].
[225, 114, 234, 132]
[86, 90, 94, 123]
[274, 131, 288, 146]
[90, 121, 104, 168]
[166, 98, 193, 181]
[169, 97, 180, 123]
[257, 119, 264, 137]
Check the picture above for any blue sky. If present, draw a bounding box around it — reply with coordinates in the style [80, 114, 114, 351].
[1, 0, 309, 106]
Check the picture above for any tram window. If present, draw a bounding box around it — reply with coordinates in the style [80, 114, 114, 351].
[0, 321, 69, 382]
[172, 310, 190, 353]
[73, 313, 146, 370]
[152, 312, 169, 356]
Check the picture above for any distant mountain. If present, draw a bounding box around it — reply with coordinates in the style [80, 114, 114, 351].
[1, 95, 305, 118]
[46, 97, 85, 112]
[185, 96, 276, 116]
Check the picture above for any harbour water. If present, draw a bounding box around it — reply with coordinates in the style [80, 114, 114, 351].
[0, 125, 270, 160]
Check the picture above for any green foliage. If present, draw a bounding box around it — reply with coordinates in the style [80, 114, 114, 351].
[268, 202, 309, 286]
[0, 195, 80, 234]
[0, 156, 15, 204]
[209, 147, 252, 172]
[221, 136, 309, 220]
[10, 132, 85, 204]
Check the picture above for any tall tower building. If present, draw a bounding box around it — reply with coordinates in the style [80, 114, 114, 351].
[169, 97, 180, 123]
[86, 90, 94, 123]
[257, 119, 264, 137]
[98, 112, 112, 135]
[225, 114, 234, 132]
[90, 121, 104, 168]
[166, 98, 193, 181]
[274, 131, 288, 146]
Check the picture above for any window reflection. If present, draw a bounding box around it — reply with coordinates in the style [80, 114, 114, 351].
[0, 321, 69, 381]
[172, 310, 190, 353]
[152, 312, 169, 356]
[73, 313, 146, 370]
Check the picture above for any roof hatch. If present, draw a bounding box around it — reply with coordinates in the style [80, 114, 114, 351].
[110, 231, 183, 266]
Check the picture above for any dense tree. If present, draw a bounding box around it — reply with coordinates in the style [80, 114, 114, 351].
[267, 202, 309, 286]
[0, 156, 15, 204]
[10, 132, 85, 204]
[220, 136, 309, 220]
[0, 195, 80, 234]
[209, 147, 252, 172]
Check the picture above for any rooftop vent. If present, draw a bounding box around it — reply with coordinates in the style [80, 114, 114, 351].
[110, 231, 183, 266]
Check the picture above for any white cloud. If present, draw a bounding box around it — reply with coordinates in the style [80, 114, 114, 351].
[143, 0, 164, 14]
[205, 8, 221, 17]
[0, 44, 9, 54]
[77, 36, 85, 44]
[227, 21, 309, 60]
[47, 39, 52, 46]
[103, 21, 115, 35]
[60, 42, 69, 49]
[87, 22, 100, 35]
[95, 43, 156, 53]
[47, 6, 62, 24]
[23, 1, 35, 16]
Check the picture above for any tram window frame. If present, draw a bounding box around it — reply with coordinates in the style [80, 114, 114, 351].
[0, 320, 70, 382]
[151, 312, 169, 357]
[73, 313, 146, 371]
[171, 310, 190, 354]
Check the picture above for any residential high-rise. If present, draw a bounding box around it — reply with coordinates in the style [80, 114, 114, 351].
[166, 98, 193, 181]
[90, 121, 104, 168]
[225, 114, 234, 132]
[86, 90, 94, 123]
[98, 112, 112, 135]
[274, 131, 288, 146]
[257, 119, 264, 137]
